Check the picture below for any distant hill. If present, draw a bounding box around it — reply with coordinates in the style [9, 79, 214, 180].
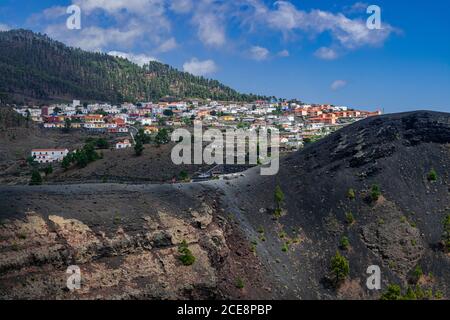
[0, 29, 266, 104]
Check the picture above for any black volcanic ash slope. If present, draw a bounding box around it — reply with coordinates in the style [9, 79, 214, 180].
[223, 111, 450, 299]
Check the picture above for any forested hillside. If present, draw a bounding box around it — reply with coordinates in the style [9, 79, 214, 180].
[0, 29, 265, 104]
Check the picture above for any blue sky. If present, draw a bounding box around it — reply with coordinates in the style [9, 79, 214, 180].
[0, 0, 449, 113]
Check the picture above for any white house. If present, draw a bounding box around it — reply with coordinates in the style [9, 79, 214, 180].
[31, 149, 69, 163]
[137, 117, 153, 125]
[115, 139, 132, 149]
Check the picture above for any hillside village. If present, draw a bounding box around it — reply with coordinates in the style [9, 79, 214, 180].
[14, 99, 381, 165]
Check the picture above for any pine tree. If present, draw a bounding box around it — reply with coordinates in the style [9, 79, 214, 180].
[29, 170, 43, 185]
[134, 139, 144, 156]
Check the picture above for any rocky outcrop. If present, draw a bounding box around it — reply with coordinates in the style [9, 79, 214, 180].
[0, 205, 228, 299]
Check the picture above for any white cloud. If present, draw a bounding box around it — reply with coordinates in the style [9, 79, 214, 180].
[156, 37, 178, 53]
[314, 47, 338, 60]
[44, 24, 143, 51]
[0, 23, 10, 31]
[108, 51, 158, 66]
[331, 80, 347, 91]
[345, 2, 369, 14]
[266, 1, 302, 31]
[170, 0, 193, 14]
[33, 1, 170, 53]
[29, 0, 397, 58]
[249, 46, 270, 61]
[73, 0, 165, 15]
[240, 0, 397, 52]
[183, 58, 217, 76]
[193, 13, 226, 47]
[277, 49, 290, 57]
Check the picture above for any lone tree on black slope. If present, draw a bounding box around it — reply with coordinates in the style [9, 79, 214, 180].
[155, 128, 170, 146]
[29, 170, 43, 186]
[274, 184, 285, 219]
[134, 139, 144, 156]
[330, 251, 350, 286]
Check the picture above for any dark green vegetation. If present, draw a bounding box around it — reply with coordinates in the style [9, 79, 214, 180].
[178, 240, 196, 266]
[29, 170, 42, 185]
[345, 212, 355, 225]
[427, 168, 438, 182]
[347, 188, 356, 200]
[155, 128, 170, 146]
[340, 236, 350, 250]
[273, 184, 285, 219]
[330, 251, 350, 284]
[0, 29, 266, 104]
[135, 129, 151, 145]
[369, 184, 381, 202]
[380, 283, 442, 300]
[235, 278, 245, 289]
[62, 143, 100, 169]
[85, 137, 109, 149]
[134, 140, 144, 156]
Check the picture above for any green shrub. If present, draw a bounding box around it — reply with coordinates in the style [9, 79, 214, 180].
[411, 265, 423, 284]
[340, 236, 350, 250]
[178, 240, 196, 266]
[370, 184, 381, 202]
[29, 170, 42, 185]
[250, 243, 256, 253]
[330, 251, 350, 283]
[273, 207, 282, 219]
[345, 212, 355, 225]
[95, 138, 109, 149]
[235, 277, 245, 289]
[26, 156, 37, 166]
[380, 284, 402, 300]
[347, 188, 356, 200]
[179, 170, 189, 181]
[273, 185, 285, 219]
[427, 169, 437, 181]
[134, 139, 144, 156]
[155, 128, 170, 146]
[274, 185, 285, 207]
[381, 283, 437, 300]
[43, 165, 53, 176]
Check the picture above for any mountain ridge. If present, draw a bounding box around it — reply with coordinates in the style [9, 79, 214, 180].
[0, 29, 268, 105]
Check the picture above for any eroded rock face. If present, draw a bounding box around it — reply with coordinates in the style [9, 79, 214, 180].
[361, 199, 425, 278]
[0, 209, 227, 299]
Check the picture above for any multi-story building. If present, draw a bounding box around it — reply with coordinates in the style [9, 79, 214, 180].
[31, 149, 69, 163]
